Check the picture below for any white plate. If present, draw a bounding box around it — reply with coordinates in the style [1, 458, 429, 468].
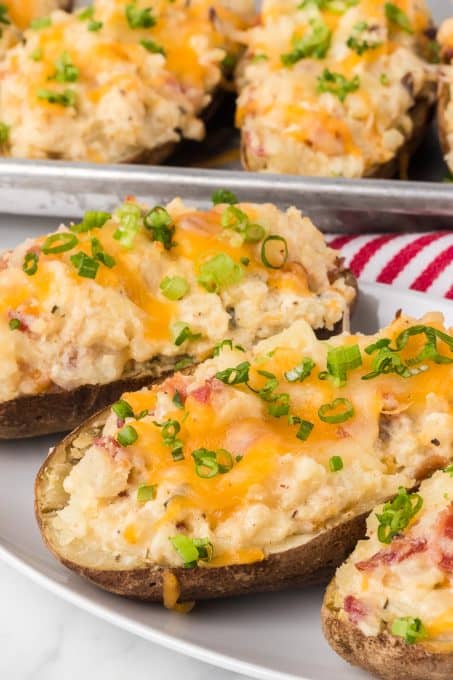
[0, 283, 452, 680]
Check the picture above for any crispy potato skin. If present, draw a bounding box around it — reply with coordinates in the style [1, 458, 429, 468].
[35, 409, 367, 602]
[438, 45, 452, 170]
[0, 264, 356, 439]
[241, 85, 436, 179]
[322, 582, 453, 680]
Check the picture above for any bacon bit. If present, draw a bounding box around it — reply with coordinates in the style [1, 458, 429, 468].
[439, 554, 453, 573]
[93, 436, 122, 458]
[116, 418, 125, 429]
[440, 505, 453, 541]
[344, 595, 367, 624]
[160, 374, 188, 400]
[124, 195, 136, 202]
[356, 538, 428, 572]
[336, 426, 351, 439]
[435, 504, 453, 573]
[190, 381, 212, 404]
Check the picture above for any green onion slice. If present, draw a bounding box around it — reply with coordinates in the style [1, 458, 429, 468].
[9, 318, 21, 330]
[215, 361, 250, 385]
[23, 252, 38, 276]
[289, 416, 314, 441]
[71, 211, 111, 233]
[212, 189, 238, 205]
[329, 455, 344, 472]
[326, 344, 362, 386]
[285, 358, 315, 383]
[117, 425, 138, 446]
[144, 207, 175, 250]
[172, 322, 202, 347]
[70, 252, 100, 279]
[198, 253, 244, 293]
[318, 398, 354, 424]
[160, 276, 189, 301]
[261, 235, 288, 269]
[391, 617, 426, 644]
[112, 399, 134, 420]
[137, 484, 157, 502]
[376, 488, 423, 544]
[42, 232, 78, 254]
[170, 535, 213, 568]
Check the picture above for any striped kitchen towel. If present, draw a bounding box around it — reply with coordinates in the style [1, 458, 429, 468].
[327, 232, 453, 300]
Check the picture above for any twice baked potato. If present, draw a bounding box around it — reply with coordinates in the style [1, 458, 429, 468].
[438, 19, 453, 174]
[322, 469, 453, 680]
[0, 0, 254, 162]
[236, 0, 437, 178]
[36, 313, 453, 605]
[0, 1, 72, 59]
[0, 195, 356, 438]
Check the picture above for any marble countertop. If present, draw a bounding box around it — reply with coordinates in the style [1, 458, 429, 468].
[0, 560, 247, 680]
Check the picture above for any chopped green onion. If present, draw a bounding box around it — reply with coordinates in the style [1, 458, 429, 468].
[391, 617, 426, 644]
[113, 203, 143, 248]
[317, 69, 360, 102]
[198, 253, 244, 293]
[37, 88, 76, 107]
[160, 276, 189, 301]
[30, 48, 43, 61]
[117, 425, 138, 446]
[172, 391, 184, 409]
[140, 38, 165, 55]
[285, 358, 315, 383]
[192, 447, 234, 478]
[240, 256, 250, 266]
[174, 356, 193, 371]
[289, 415, 314, 441]
[268, 393, 290, 418]
[0, 122, 10, 145]
[261, 235, 288, 269]
[347, 21, 382, 55]
[112, 399, 134, 420]
[244, 223, 266, 243]
[385, 3, 413, 34]
[52, 52, 79, 83]
[380, 73, 389, 85]
[137, 484, 157, 502]
[325, 344, 362, 386]
[444, 464, 453, 477]
[0, 4, 10, 26]
[88, 20, 103, 31]
[9, 318, 20, 331]
[329, 455, 344, 472]
[23, 252, 38, 276]
[212, 339, 245, 356]
[170, 535, 213, 568]
[318, 398, 354, 424]
[298, 0, 358, 13]
[42, 232, 78, 254]
[221, 205, 265, 244]
[156, 418, 184, 461]
[70, 211, 111, 233]
[212, 189, 238, 205]
[31, 16, 51, 29]
[251, 54, 269, 63]
[77, 6, 94, 19]
[172, 322, 202, 347]
[281, 18, 331, 66]
[91, 238, 116, 268]
[125, 3, 156, 28]
[70, 252, 100, 279]
[376, 488, 423, 544]
[144, 206, 175, 250]
[215, 361, 250, 385]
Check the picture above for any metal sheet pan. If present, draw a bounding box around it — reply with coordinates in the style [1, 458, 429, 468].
[0, 0, 452, 232]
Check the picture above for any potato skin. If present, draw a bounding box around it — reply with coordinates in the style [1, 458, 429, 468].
[321, 582, 453, 680]
[35, 409, 367, 603]
[241, 86, 436, 179]
[1, 264, 356, 439]
[438, 45, 452, 170]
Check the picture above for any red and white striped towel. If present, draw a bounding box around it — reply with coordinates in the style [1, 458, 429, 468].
[327, 232, 453, 300]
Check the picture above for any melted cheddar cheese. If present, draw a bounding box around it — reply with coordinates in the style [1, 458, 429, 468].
[333, 470, 453, 645]
[0, 197, 355, 403]
[237, 0, 437, 177]
[51, 312, 453, 571]
[0, 0, 255, 161]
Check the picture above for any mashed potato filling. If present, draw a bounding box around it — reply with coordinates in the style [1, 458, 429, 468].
[0, 197, 355, 402]
[236, 0, 436, 177]
[333, 470, 453, 646]
[50, 313, 453, 570]
[0, 1, 67, 59]
[0, 0, 254, 161]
